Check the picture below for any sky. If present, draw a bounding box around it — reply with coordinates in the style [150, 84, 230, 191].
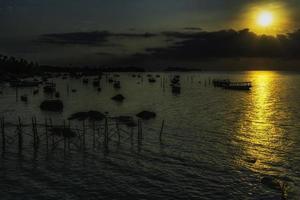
[1, 0, 300, 69]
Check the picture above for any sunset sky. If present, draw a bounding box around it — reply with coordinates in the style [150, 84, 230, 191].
[1, 0, 300, 69]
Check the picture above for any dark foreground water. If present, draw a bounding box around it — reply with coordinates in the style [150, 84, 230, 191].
[0, 71, 299, 199]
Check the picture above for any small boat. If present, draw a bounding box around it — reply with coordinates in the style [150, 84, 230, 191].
[148, 78, 156, 83]
[108, 78, 114, 83]
[223, 82, 252, 90]
[93, 80, 100, 87]
[43, 82, 56, 93]
[33, 89, 39, 95]
[113, 81, 121, 89]
[172, 85, 181, 94]
[21, 95, 28, 102]
[83, 78, 89, 84]
[212, 79, 230, 87]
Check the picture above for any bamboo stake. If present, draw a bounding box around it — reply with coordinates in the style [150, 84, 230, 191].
[63, 120, 66, 154]
[116, 121, 120, 142]
[104, 118, 108, 150]
[92, 121, 96, 149]
[18, 117, 23, 153]
[50, 118, 54, 149]
[1, 117, 5, 153]
[35, 117, 39, 145]
[82, 120, 86, 150]
[32, 117, 36, 150]
[45, 118, 48, 153]
[159, 120, 165, 142]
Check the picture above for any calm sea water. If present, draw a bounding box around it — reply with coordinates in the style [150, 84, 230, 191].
[0, 71, 299, 199]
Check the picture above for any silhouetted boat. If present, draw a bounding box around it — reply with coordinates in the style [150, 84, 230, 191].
[40, 100, 63, 112]
[93, 79, 100, 87]
[172, 85, 181, 94]
[43, 82, 56, 93]
[148, 78, 156, 83]
[83, 78, 89, 84]
[113, 81, 121, 89]
[33, 89, 39, 95]
[223, 82, 252, 90]
[212, 79, 230, 87]
[20, 95, 28, 102]
[171, 76, 180, 84]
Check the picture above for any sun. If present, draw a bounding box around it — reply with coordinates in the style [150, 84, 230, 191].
[240, 3, 290, 35]
[257, 11, 273, 27]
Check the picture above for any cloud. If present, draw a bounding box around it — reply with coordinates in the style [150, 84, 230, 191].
[38, 31, 158, 46]
[39, 31, 110, 45]
[162, 31, 204, 39]
[183, 27, 202, 31]
[146, 29, 300, 60]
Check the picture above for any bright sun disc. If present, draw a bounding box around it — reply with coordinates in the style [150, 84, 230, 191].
[257, 11, 273, 27]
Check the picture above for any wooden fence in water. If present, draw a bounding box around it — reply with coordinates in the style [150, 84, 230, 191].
[0, 117, 165, 156]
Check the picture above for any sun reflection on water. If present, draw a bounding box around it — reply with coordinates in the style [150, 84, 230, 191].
[234, 71, 288, 175]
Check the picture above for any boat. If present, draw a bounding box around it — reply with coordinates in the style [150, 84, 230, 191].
[212, 79, 230, 87]
[20, 95, 28, 102]
[43, 82, 56, 93]
[83, 78, 89, 84]
[148, 78, 156, 83]
[93, 79, 100, 87]
[172, 84, 181, 94]
[113, 81, 121, 89]
[223, 82, 252, 90]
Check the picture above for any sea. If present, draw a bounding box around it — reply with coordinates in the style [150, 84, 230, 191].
[0, 71, 299, 200]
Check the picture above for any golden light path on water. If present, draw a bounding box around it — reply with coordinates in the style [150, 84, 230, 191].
[234, 71, 290, 176]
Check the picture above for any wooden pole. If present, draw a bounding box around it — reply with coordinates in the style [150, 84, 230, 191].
[116, 120, 120, 142]
[104, 118, 108, 149]
[82, 120, 86, 150]
[63, 120, 66, 154]
[34, 117, 39, 147]
[68, 120, 71, 150]
[32, 117, 36, 150]
[45, 118, 48, 153]
[18, 117, 23, 153]
[92, 121, 96, 149]
[140, 120, 143, 140]
[159, 120, 165, 142]
[1, 117, 5, 153]
[50, 118, 54, 149]
[137, 120, 142, 144]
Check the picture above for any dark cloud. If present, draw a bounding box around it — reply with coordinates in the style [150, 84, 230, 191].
[38, 31, 157, 45]
[95, 52, 114, 56]
[183, 27, 202, 31]
[146, 29, 300, 60]
[162, 31, 204, 39]
[39, 31, 110, 45]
